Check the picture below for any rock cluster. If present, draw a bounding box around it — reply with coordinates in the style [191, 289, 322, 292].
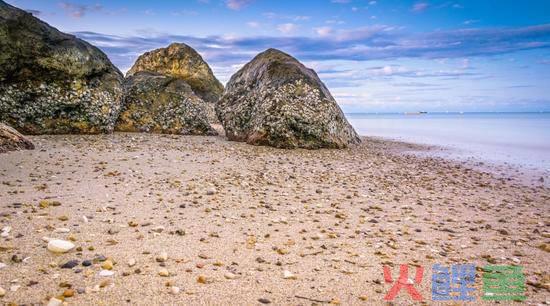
[1, 0, 359, 149]
[0, 122, 34, 153]
[126, 43, 224, 123]
[116, 72, 217, 135]
[0, 0, 123, 134]
[216, 49, 360, 149]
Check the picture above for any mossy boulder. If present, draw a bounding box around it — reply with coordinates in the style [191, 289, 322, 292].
[0, 0, 123, 134]
[216, 48, 360, 149]
[127, 43, 223, 122]
[116, 72, 217, 135]
[0, 122, 34, 153]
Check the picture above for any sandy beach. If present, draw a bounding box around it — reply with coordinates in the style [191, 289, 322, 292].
[0, 132, 549, 305]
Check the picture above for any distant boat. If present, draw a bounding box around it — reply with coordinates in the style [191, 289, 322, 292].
[404, 111, 428, 115]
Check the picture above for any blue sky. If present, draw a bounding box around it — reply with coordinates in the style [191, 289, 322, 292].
[7, 0, 550, 112]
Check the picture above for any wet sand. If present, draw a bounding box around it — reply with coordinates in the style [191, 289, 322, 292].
[0, 133, 549, 305]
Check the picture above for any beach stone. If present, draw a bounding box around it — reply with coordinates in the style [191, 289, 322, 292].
[116, 72, 216, 135]
[82, 260, 92, 267]
[63, 288, 75, 297]
[0, 123, 34, 153]
[206, 187, 217, 195]
[158, 268, 170, 277]
[0, 1, 123, 134]
[170, 286, 180, 294]
[60, 260, 79, 269]
[47, 239, 75, 253]
[99, 270, 114, 277]
[216, 48, 360, 149]
[156, 251, 168, 262]
[152, 226, 165, 233]
[128, 258, 136, 267]
[101, 260, 114, 270]
[224, 272, 237, 279]
[46, 297, 63, 306]
[53, 228, 70, 234]
[283, 270, 297, 279]
[126, 43, 224, 122]
[0, 286, 5, 297]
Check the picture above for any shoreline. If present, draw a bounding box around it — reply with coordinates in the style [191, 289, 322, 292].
[360, 134, 549, 189]
[0, 133, 549, 305]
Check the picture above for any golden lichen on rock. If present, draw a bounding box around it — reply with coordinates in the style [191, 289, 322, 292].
[126, 43, 224, 105]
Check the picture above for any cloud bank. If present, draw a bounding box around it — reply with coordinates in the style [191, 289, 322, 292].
[74, 23, 550, 76]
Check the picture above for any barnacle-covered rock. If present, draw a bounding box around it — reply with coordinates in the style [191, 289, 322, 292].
[116, 72, 217, 135]
[0, 122, 34, 153]
[127, 43, 223, 122]
[216, 48, 360, 149]
[0, 0, 123, 134]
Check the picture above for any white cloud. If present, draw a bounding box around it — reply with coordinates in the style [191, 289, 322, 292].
[412, 2, 429, 12]
[277, 23, 298, 34]
[315, 26, 333, 37]
[225, 0, 254, 10]
[247, 21, 260, 28]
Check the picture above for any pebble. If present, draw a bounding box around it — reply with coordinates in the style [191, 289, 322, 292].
[159, 268, 170, 277]
[128, 258, 136, 267]
[53, 228, 70, 233]
[47, 239, 75, 253]
[46, 297, 63, 306]
[0, 287, 5, 297]
[206, 187, 217, 195]
[156, 251, 168, 262]
[82, 260, 92, 267]
[1, 226, 10, 238]
[283, 270, 297, 279]
[258, 298, 271, 304]
[224, 272, 237, 279]
[170, 286, 180, 294]
[63, 288, 75, 297]
[99, 270, 114, 277]
[0, 262, 6, 269]
[197, 275, 207, 284]
[101, 260, 114, 270]
[152, 226, 165, 233]
[60, 260, 79, 269]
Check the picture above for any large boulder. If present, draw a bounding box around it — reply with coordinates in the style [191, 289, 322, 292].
[0, 122, 34, 153]
[116, 72, 217, 135]
[0, 0, 123, 134]
[216, 49, 360, 149]
[126, 43, 223, 122]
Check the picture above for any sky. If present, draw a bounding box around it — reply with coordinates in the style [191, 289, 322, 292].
[6, 0, 550, 113]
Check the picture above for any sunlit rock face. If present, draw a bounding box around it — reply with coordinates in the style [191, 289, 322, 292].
[0, 122, 34, 153]
[126, 43, 224, 123]
[0, 0, 123, 134]
[216, 48, 360, 149]
[116, 72, 217, 136]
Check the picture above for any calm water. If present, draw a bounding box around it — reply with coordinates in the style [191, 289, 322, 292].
[347, 112, 550, 172]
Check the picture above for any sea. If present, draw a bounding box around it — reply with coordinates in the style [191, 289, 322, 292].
[346, 112, 550, 178]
